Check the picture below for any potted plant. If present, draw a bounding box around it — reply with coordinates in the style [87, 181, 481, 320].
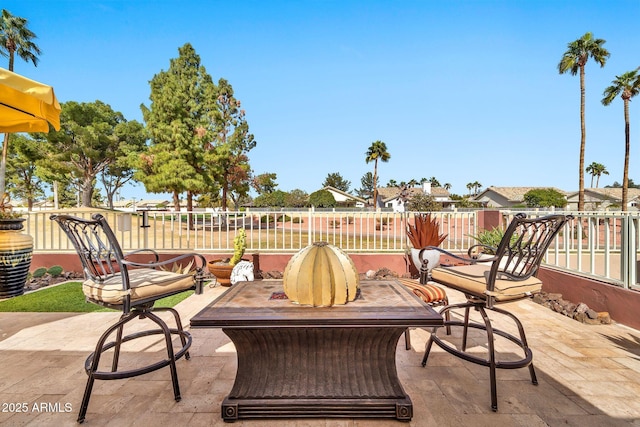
[0, 195, 33, 298]
[406, 213, 447, 278]
[207, 228, 247, 286]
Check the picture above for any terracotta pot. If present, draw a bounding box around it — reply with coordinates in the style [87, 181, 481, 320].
[0, 219, 33, 298]
[208, 259, 234, 286]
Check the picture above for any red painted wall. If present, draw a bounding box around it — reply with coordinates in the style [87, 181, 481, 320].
[32, 252, 640, 330]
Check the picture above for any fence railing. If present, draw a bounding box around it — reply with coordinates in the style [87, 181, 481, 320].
[27, 208, 640, 290]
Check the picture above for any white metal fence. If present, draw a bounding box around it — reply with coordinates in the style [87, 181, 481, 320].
[27, 209, 640, 290]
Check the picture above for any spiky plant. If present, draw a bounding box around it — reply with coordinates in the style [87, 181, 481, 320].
[406, 213, 447, 248]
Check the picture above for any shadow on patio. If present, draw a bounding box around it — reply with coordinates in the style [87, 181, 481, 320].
[0, 282, 639, 426]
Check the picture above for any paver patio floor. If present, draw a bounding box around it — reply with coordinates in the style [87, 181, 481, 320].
[1, 281, 639, 426]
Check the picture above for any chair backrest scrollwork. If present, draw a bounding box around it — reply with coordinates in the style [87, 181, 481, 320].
[51, 213, 128, 285]
[486, 213, 572, 291]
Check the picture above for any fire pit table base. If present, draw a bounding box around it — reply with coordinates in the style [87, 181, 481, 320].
[190, 280, 443, 423]
[221, 326, 412, 422]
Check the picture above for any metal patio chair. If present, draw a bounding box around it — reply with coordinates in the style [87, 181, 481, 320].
[420, 213, 571, 411]
[51, 213, 206, 423]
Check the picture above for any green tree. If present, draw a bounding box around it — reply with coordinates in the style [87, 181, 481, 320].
[601, 70, 640, 211]
[608, 179, 640, 189]
[100, 120, 147, 209]
[585, 162, 609, 188]
[251, 172, 278, 195]
[387, 179, 398, 187]
[365, 140, 390, 207]
[558, 32, 610, 211]
[46, 101, 144, 207]
[0, 9, 41, 201]
[467, 181, 482, 195]
[309, 189, 336, 208]
[209, 78, 256, 210]
[407, 193, 442, 212]
[284, 189, 309, 207]
[356, 172, 374, 199]
[254, 189, 287, 208]
[428, 177, 441, 187]
[322, 172, 351, 192]
[523, 188, 567, 208]
[140, 43, 215, 212]
[6, 134, 45, 209]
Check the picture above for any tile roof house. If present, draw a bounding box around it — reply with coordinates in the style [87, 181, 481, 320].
[377, 183, 452, 211]
[565, 188, 640, 211]
[472, 186, 567, 208]
[322, 186, 367, 207]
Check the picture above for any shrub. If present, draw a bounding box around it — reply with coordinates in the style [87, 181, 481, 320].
[32, 267, 47, 278]
[47, 265, 64, 277]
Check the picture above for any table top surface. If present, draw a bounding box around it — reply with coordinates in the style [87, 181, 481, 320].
[190, 279, 443, 328]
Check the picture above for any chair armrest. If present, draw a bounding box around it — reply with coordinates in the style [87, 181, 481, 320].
[467, 244, 498, 259]
[124, 248, 160, 262]
[422, 246, 496, 266]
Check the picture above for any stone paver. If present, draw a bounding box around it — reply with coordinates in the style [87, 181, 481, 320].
[0, 282, 639, 426]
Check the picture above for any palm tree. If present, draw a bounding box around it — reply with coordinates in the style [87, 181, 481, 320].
[0, 9, 41, 201]
[443, 183, 452, 191]
[585, 162, 609, 188]
[476, 181, 482, 195]
[595, 165, 609, 188]
[365, 140, 390, 208]
[0, 10, 40, 71]
[466, 182, 473, 195]
[558, 32, 609, 211]
[602, 70, 640, 211]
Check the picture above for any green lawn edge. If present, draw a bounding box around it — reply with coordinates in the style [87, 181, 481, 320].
[0, 282, 194, 312]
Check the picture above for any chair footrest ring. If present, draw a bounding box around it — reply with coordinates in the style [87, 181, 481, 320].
[85, 328, 192, 380]
[430, 320, 533, 370]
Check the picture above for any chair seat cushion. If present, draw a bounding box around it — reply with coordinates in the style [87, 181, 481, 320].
[396, 278, 448, 304]
[431, 264, 542, 301]
[83, 268, 195, 305]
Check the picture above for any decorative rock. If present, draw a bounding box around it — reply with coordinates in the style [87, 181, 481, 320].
[533, 291, 612, 326]
[597, 312, 611, 324]
[365, 270, 377, 279]
[586, 308, 599, 320]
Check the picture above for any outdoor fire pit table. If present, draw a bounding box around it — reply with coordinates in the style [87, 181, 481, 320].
[190, 279, 443, 422]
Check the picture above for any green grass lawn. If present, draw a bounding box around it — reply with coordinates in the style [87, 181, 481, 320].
[0, 282, 194, 312]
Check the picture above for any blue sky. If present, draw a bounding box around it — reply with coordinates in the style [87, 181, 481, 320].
[4, 0, 640, 200]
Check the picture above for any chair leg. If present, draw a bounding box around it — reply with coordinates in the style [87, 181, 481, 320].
[404, 328, 411, 350]
[461, 306, 471, 351]
[111, 321, 125, 372]
[78, 311, 139, 423]
[443, 297, 452, 335]
[156, 307, 191, 360]
[477, 305, 498, 412]
[144, 311, 182, 401]
[492, 305, 538, 386]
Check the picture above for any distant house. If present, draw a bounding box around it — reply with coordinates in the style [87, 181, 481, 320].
[377, 183, 452, 212]
[472, 186, 567, 208]
[565, 188, 640, 211]
[322, 186, 367, 208]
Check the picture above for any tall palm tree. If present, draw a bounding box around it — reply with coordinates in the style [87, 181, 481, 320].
[365, 140, 390, 208]
[585, 162, 609, 188]
[443, 183, 452, 191]
[558, 32, 609, 211]
[595, 164, 609, 188]
[0, 9, 41, 201]
[602, 70, 640, 211]
[0, 9, 40, 71]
